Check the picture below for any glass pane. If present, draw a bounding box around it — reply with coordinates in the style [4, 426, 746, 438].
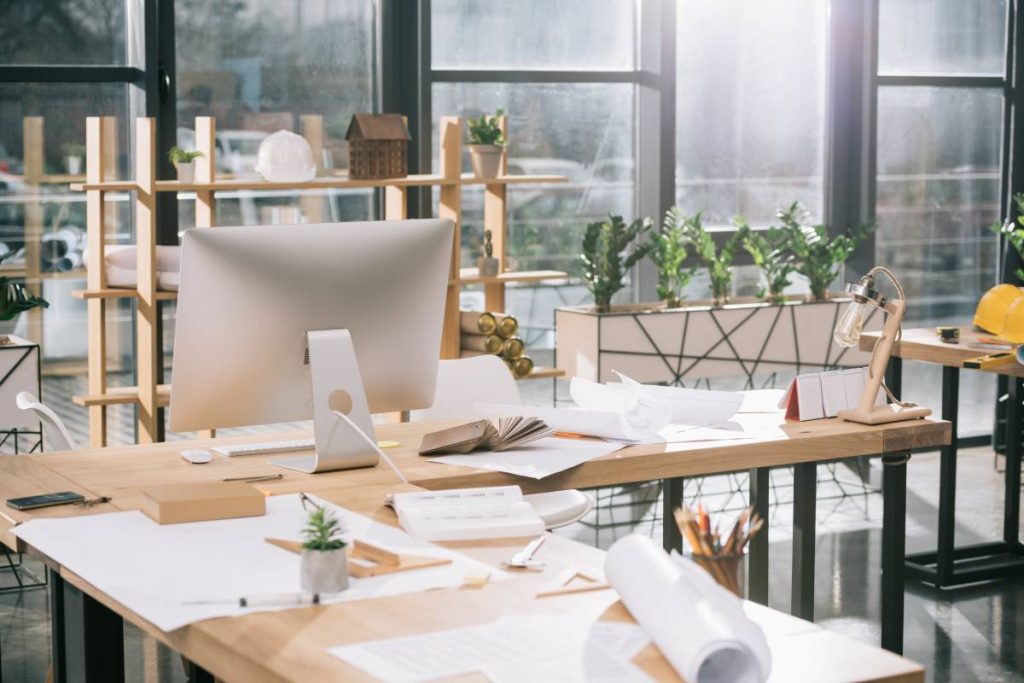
[432, 0, 636, 70]
[0, 83, 133, 446]
[175, 0, 378, 227]
[675, 0, 827, 227]
[879, 0, 1007, 76]
[0, 1, 127, 64]
[876, 86, 1002, 436]
[433, 82, 635, 347]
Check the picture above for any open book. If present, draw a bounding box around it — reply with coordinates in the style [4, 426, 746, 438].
[418, 418, 553, 456]
[387, 486, 545, 542]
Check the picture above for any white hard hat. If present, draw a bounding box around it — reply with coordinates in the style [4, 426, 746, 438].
[254, 130, 316, 182]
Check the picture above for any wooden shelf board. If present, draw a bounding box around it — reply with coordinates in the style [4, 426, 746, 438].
[72, 288, 177, 300]
[459, 173, 568, 186]
[452, 269, 568, 286]
[69, 181, 138, 192]
[517, 366, 565, 380]
[73, 385, 170, 407]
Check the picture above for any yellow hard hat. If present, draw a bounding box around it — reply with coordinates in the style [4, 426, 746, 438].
[974, 284, 1024, 335]
[1001, 296, 1024, 343]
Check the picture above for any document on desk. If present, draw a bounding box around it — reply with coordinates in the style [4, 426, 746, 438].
[425, 436, 622, 480]
[14, 494, 507, 632]
[329, 616, 653, 683]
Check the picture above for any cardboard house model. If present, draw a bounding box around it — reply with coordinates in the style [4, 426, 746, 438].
[345, 113, 411, 180]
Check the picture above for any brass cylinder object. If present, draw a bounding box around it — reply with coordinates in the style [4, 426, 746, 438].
[495, 314, 519, 339]
[461, 333, 503, 354]
[501, 337, 525, 359]
[506, 355, 534, 378]
[459, 310, 497, 335]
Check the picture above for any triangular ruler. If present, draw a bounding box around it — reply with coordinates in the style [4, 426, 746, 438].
[535, 568, 610, 598]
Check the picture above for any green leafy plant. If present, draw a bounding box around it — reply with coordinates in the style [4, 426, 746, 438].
[167, 146, 204, 164]
[649, 209, 695, 307]
[467, 108, 507, 147]
[0, 254, 48, 321]
[63, 144, 86, 158]
[301, 505, 346, 552]
[672, 208, 748, 305]
[778, 202, 874, 302]
[741, 219, 797, 303]
[581, 214, 652, 313]
[991, 193, 1024, 281]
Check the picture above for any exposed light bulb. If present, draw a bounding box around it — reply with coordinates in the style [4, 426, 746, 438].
[834, 300, 869, 348]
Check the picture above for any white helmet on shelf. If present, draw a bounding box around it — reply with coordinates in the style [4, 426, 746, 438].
[254, 130, 317, 182]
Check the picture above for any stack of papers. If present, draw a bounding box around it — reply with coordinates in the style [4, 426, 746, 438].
[389, 486, 545, 542]
[329, 615, 653, 682]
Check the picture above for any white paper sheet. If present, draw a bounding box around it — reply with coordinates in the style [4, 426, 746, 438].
[610, 372, 744, 426]
[14, 494, 506, 632]
[426, 436, 622, 480]
[328, 616, 652, 683]
[604, 534, 772, 683]
[738, 390, 786, 414]
[475, 402, 645, 442]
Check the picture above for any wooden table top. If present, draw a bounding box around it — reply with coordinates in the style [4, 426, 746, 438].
[8, 474, 924, 682]
[861, 326, 1024, 377]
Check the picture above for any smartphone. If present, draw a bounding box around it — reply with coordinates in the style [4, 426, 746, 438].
[7, 491, 85, 511]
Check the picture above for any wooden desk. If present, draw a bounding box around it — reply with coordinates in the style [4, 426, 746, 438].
[861, 326, 1024, 588]
[11, 478, 925, 682]
[16, 413, 949, 654]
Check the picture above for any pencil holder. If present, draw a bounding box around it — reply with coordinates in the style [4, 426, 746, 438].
[690, 552, 746, 598]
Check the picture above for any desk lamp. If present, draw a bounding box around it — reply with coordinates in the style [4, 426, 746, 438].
[833, 266, 931, 424]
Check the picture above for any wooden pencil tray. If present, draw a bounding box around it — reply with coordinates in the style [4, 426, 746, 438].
[265, 537, 452, 578]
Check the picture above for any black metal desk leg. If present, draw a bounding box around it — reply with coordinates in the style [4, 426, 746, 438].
[662, 478, 684, 552]
[748, 467, 770, 605]
[885, 356, 903, 401]
[791, 462, 816, 621]
[1005, 377, 1021, 545]
[881, 451, 910, 654]
[184, 661, 215, 683]
[937, 366, 959, 586]
[59, 576, 125, 683]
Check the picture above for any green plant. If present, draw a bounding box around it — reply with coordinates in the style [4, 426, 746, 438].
[991, 193, 1024, 281]
[301, 505, 346, 552]
[0, 254, 48, 321]
[167, 146, 204, 165]
[741, 220, 797, 303]
[672, 208, 747, 305]
[778, 202, 874, 301]
[649, 209, 695, 307]
[581, 214, 652, 313]
[63, 144, 86, 158]
[467, 108, 507, 147]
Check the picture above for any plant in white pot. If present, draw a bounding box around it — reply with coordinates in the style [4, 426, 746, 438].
[63, 144, 86, 176]
[167, 146, 204, 184]
[300, 504, 349, 594]
[467, 108, 506, 179]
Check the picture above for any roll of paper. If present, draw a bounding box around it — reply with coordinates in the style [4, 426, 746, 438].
[605, 534, 771, 683]
[459, 311, 498, 335]
[461, 333, 503, 354]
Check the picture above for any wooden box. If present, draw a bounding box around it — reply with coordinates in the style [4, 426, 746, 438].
[141, 482, 266, 525]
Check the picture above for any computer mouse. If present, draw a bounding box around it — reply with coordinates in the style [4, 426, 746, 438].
[180, 449, 212, 464]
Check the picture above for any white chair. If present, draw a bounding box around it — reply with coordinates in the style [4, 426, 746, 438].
[16, 391, 77, 452]
[412, 355, 594, 529]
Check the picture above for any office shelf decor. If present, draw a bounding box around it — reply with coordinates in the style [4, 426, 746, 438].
[345, 113, 410, 180]
[70, 113, 567, 446]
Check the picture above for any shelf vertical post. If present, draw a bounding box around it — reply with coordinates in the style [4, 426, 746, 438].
[22, 117, 44, 345]
[194, 116, 217, 228]
[482, 114, 509, 315]
[299, 115, 325, 223]
[384, 186, 408, 219]
[99, 116, 126, 370]
[438, 116, 462, 359]
[85, 117, 109, 447]
[135, 118, 160, 443]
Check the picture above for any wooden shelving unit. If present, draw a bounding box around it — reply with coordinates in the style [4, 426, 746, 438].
[71, 114, 567, 446]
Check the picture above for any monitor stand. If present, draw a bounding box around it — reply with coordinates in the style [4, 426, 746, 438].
[270, 329, 383, 474]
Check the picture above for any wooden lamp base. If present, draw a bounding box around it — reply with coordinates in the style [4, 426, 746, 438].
[837, 404, 932, 425]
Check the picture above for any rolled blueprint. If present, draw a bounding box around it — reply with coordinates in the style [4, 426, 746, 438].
[460, 311, 498, 335]
[605, 534, 771, 683]
[461, 333, 503, 354]
[569, 376, 672, 441]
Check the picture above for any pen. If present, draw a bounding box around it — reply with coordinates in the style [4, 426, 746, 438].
[183, 592, 322, 608]
[222, 474, 284, 483]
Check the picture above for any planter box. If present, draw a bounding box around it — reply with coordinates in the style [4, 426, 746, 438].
[555, 297, 883, 386]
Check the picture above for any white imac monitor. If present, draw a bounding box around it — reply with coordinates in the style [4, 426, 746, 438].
[169, 219, 454, 473]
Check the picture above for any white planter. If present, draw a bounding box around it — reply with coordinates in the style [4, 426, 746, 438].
[64, 156, 83, 175]
[300, 548, 349, 594]
[174, 160, 196, 184]
[468, 144, 503, 179]
[555, 296, 883, 386]
[477, 256, 500, 277]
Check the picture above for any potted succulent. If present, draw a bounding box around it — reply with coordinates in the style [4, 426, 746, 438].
[478, 229, 500, 277]
[167, 146, 204, 184]
[648, 207, 695, 308]
[300, 504, 349, 594]
[581, 214, 652, 313]
[779, 202, 873, 302]
[741, 219, 797, 304]
[467, 108, 506, 179]
[63, 144, 86, 176]
[677, 208, 748, 306]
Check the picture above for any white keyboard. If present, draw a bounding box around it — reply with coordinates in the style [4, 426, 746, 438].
[211, 438, 316, 458]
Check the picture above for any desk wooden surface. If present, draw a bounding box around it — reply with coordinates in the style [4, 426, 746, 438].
[861, 326, 1024, 377]
[14, 479, 923, 683]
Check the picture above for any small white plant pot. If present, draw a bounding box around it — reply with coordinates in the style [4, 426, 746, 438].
[469, 144, 504, 179]
[174, 160, 196, 184]
[300, 548, 349, 594]
[65, 156, 83, 176]
[477, 256, 500, 278]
